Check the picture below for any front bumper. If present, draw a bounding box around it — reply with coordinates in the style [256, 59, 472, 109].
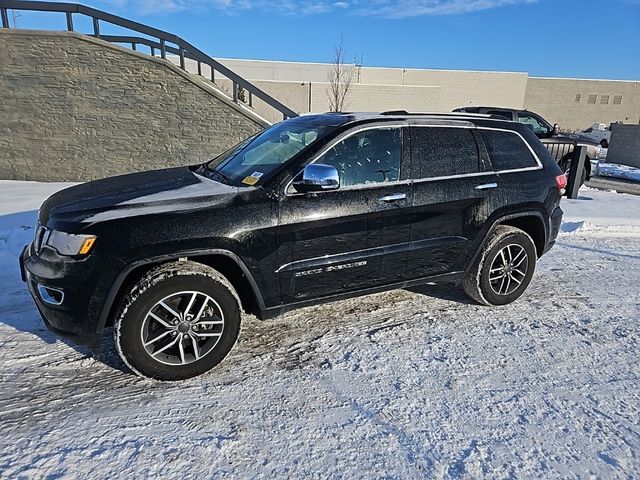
[20, 243, 119, 349]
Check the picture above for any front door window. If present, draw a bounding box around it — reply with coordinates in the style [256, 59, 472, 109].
[318, 128, 402, 187]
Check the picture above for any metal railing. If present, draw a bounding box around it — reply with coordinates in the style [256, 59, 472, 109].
[544, 141, 576, 163]
[0, 0, 298, 121]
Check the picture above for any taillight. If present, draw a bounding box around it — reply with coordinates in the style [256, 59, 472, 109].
[555, 174, 567, 194]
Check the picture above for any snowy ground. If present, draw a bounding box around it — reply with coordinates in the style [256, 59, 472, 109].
[0, 181, 639, 478]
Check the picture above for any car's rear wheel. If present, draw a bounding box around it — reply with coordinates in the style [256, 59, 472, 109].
[114, 261, 241, 380]
[463, 225, 537, 306]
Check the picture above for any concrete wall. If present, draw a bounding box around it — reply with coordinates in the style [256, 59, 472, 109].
[606, 124, 640, 169]
[524, 77, 640, 130]
[0, 30, 265, 182]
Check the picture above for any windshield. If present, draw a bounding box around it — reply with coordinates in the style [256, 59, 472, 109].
[207, 121, 334, 186]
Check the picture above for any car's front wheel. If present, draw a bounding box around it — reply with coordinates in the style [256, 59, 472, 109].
[463, 225, 537, 306]
[114, 261, 241, 380]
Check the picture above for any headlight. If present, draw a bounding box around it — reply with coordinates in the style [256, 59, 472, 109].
[46, 231, 97, 256]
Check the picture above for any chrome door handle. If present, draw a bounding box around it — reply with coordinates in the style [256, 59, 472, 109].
[379, 193, 407, 203]
[475, 183, 498, 190]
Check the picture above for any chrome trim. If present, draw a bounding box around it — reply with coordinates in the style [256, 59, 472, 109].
[475, 182, 498, 190]
[474, 126, 544, 170]
[292, 163, 340, 192]
[37, 285, 64, 306]
[284, 123, 543, 195]
[378, 192, 407, 203]
[275, 236, 467, 273]
[34, 224, 48, 253]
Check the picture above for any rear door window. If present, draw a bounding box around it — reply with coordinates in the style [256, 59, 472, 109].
[410, 127, 480, 179]
[479, 129, 539, 171]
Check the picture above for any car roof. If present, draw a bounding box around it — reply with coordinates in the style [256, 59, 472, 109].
[295, 111, 515, 128]
[454, 106, 528, 113]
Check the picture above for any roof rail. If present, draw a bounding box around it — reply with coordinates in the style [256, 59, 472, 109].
[380, 110, 497, 119]
[0, 0, 298, 121]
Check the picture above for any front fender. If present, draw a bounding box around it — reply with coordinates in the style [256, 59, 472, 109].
[94, 246, 266, 335]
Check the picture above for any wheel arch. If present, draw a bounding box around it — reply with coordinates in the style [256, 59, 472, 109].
[467, 211, 548, 270]
[96, 249, 266, 335]
[499, 214, 547, 258]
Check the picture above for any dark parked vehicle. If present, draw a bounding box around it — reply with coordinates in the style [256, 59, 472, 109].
[20, 112, 565, 380]
[453, 106, 601, 185]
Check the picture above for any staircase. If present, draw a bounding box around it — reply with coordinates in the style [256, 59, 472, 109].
[0, 0, 298, 123]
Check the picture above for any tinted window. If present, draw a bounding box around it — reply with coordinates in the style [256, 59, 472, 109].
[411, 127, 479, 179]
[487, 110, 513, 120]
[480, 130, 538, 171]
[208, 120, 333, 186]
[517, 113, 550, 136]
[318, 127, 402, 187]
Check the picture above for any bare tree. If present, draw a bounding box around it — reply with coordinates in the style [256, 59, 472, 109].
[326, 39, 357, 112]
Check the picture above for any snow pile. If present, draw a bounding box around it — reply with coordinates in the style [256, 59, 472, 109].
[597, 162, 640, 182]
[1, 181, 639, 478]
[561, 186, 640, 234]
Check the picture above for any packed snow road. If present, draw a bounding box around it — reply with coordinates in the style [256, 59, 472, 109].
[0, 181, 639, 478]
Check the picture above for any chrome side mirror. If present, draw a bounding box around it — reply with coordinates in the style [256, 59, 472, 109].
[552, 123, 560, 136]
[292, 164, 340, 193]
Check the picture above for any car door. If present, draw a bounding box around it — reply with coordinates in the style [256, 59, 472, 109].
[476, 126, 544, 205]
[406, 124, 500, 280]
[276, 124, 413, 302]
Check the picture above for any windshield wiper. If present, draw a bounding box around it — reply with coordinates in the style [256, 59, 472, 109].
[202, 164, 231, 184]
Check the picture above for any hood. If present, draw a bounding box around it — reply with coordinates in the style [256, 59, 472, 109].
[556, 132, 600, 146]
[40, 166, 244, 228]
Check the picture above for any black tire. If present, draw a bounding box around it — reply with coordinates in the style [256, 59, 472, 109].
[114, 261, 241, 381]
[600, 139, 609, 149]
[463, 226, 537, 306]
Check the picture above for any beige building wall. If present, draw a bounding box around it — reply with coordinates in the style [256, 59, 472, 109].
[310, 82, 441, 113]
[217, 58, 528, 114]
[524, 77, 640, 130]
[176, 56, 640, 129]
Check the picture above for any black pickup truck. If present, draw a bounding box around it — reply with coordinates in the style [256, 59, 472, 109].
[453, 106, 601, 185]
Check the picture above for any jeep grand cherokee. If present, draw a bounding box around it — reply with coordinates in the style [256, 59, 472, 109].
[20, 112, 565, 380]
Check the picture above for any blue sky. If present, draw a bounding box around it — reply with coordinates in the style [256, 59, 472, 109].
[11, 0, 640, 79]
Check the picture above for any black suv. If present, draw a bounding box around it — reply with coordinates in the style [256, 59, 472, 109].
[453, 106, 601, 185]
[20, 112, 565, 380]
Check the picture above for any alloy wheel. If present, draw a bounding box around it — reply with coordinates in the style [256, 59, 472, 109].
[488, 244, 528, 296]
[140, 291, 225, 366]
